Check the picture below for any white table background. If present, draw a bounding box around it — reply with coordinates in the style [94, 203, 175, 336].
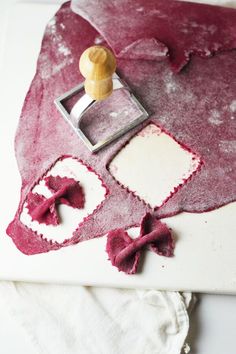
[0, 1, 236, 353]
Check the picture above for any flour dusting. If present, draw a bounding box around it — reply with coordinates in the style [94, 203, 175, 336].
[58, 43, 71, 56]
[94, 35, 104, 44]
[110, 112, 118, 118]
[230, 100, 236, 112]
[164, 72, 178, 94]
[208, 110, 223, 126]
[41, 14, 73, 79]
[219, 140, 236, 153]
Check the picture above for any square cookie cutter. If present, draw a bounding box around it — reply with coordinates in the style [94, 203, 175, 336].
[54, 73, 149, 153]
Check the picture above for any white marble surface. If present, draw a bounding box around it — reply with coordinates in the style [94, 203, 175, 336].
[0, 1, 236, 354]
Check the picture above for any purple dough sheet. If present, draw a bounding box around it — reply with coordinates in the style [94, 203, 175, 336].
[72, 0, 236, 71]
[7, 1, 236, 254]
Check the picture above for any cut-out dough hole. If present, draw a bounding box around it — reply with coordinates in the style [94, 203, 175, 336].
[20, 157, 107, 243]
[109, 124, 201, 208]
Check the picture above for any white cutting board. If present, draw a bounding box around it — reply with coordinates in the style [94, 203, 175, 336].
[0, 1, 236, 293]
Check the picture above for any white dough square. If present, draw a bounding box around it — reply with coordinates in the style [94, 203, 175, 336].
[109, 124, 200, 208]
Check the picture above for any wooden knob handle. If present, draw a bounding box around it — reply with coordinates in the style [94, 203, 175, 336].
[79, 46, 116, 101]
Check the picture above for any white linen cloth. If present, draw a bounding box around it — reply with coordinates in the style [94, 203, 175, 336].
[0, 281, 193, 354]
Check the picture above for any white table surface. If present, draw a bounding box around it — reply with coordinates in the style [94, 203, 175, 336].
[0, 1, 236, 354]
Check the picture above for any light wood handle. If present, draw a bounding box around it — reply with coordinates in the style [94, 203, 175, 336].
[79, 46, 116, 101]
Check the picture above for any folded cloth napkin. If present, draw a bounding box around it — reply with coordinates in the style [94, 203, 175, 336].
[0, 281, 193, 354]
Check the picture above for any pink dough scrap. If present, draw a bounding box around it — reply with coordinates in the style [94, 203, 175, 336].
[27, 192, 59, 226]
[106, 229, 141, 274]
[140, 213, 174, 257]
[45, 175, 85, 209]
[27, 176, 84, 226]
[106, 213, 174, 274]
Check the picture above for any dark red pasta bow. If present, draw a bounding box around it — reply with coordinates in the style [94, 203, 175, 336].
[106, 213, 174, 274]
[27, 175, 85, 225]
